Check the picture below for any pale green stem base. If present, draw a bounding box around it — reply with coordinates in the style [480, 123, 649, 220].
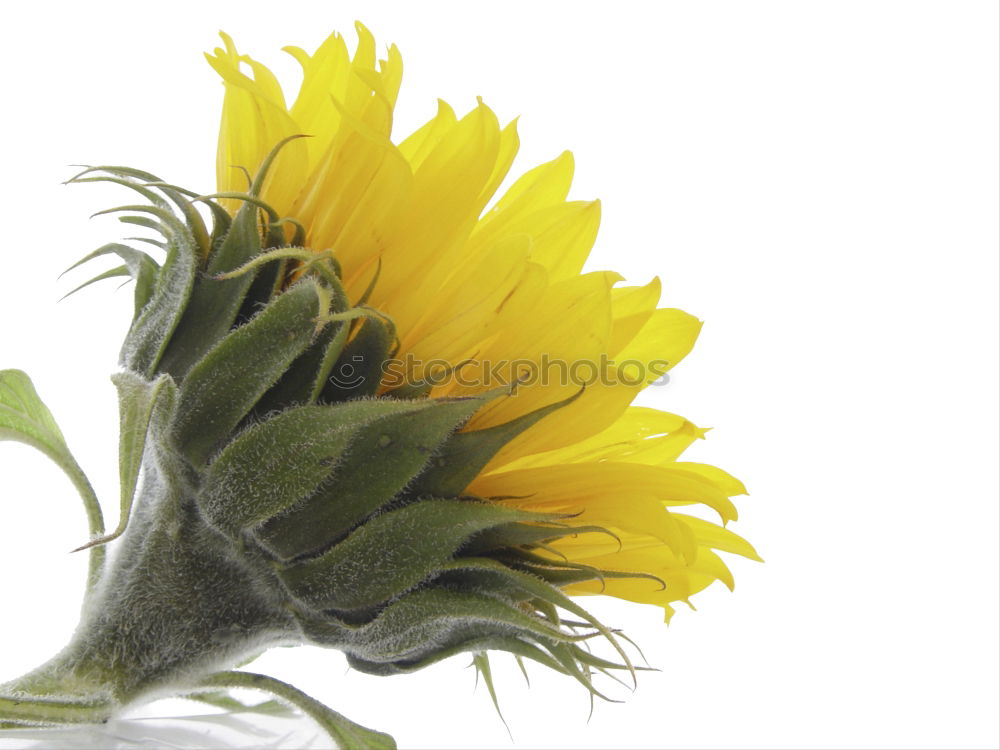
[0, 449, 393, 748]
[0, 466, 298, 728]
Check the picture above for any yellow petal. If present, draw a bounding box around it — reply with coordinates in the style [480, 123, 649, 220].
[497, 406, 706, 470]
[478, 151, 575, 226]
[398, 99, 457, 169]
[471, 461, 740, 524]
[207, 34, 307, 214]
[617, 307, 703, 378]
[674, 514, 763, 561]
[608, 278, 662, 356]
[286, 32, 352, 163]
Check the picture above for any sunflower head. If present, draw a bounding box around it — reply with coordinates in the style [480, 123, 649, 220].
[39, 22, 757, 747]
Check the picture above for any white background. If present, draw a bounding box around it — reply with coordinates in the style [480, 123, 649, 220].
[0, 2, 997, 749]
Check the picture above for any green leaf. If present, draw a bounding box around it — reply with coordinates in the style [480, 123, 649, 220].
[173, 279, 325, 465]
[75, 372, 176, 551]
[1, 370, 83, 476]
[0, 369, 105, 585]
[256, 391, 504, 560]
[277, 499, 552, 611]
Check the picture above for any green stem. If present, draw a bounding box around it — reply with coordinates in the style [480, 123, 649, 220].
[0, 693, 113, 726]
[198, 671, 396, 750]
[53, 454, 105, 593]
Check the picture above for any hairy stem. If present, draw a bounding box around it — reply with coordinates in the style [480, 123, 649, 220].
[0, 462, 298, 729]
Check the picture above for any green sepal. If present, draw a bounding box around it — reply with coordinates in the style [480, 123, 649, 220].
[381, 359, 473, 400]
[61, 242, 160, 318]
[68, 169, 211, 261]
[155, 140, 302, 377]
[345, 629, 631, 705]
[309, 318, 351, 401]
[236, 256, 287, 326]
[461, 521, 615, 555]
[436, 558, 634, 681]
[173, 279, 325, 465]
[255, 392, 502, 560]
[199, 137, 310, 327]
[60, 264, 131, 299]
[75, 372, 177, 551]
[492, 548, 627, 589]
[211, 247, 341, 286]
[116, 215, 161, 233]
[408, 388, 580, 498]
[472, 652, 509, 731]
[499, 545, 662, 586]
[250, 322, 340, 413]
[251, 274, 350, 412]
[320, 315, 394, 401]
[345, 634, 567, 677]
[505, 560, 659, 589]
[197, 398, 431, 537]
[304, 588, 584, 664]
[570, 644, 648, 675]
[277, 499, 555, 611]
[145, 179, 233, 256]
[127, 236, 167, 250]
[157, 196, 266, 379]
[92, 203, 187, 232]
[68, 168, 165, 205]
[544, 642, 620, 704]
[151, 186, 211, 261]
[68, 164, 162, 182]
[118, 202, 199, 377]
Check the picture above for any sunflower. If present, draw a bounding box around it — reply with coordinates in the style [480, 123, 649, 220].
[206, 23, 758, 623]
[0, 23, 756, 748]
